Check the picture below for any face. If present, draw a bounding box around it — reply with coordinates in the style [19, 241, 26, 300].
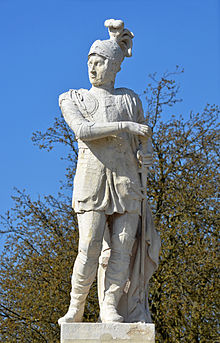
[88, 54, 115, 86]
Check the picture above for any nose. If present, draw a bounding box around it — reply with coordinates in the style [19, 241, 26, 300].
[89, 63, 96, 73]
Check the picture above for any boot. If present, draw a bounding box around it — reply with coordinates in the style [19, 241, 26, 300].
[100, 304, 123, 323]
[58, 287, 87, 325]
[100, 287, 124, 323]
[58, 246, 99, 325]
[58, 305, 84, 325]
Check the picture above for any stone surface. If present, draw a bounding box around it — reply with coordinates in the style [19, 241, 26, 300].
[60, 323, 155, 343]
[58, 18, 161, 326]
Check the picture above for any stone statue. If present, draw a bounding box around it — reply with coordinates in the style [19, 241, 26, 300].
[58, 19, 160, 325]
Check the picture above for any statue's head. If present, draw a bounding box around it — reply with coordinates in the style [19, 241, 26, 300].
[88, 19, 134, 87]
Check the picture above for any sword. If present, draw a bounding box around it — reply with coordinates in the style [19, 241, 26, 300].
[137, 137, 153, 305]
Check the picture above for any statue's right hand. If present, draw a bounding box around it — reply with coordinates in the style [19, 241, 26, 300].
[122, 122, 152, 138]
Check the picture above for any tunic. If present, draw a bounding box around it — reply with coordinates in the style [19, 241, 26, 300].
[59, 87, 161, 323]
[59, 87, 145, 215]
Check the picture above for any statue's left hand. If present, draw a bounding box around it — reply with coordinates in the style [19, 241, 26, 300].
[122, 122, 152, 138]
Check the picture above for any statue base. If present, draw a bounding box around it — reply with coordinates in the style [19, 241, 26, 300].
[60, 323, 155, 342]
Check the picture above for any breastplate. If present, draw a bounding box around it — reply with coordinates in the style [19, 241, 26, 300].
[93, 93, 125, 123]
[72, 88, 128, 123]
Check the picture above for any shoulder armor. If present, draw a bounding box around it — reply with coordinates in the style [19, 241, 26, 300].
[115, 87, 138, 99]
[59, 89, 98, 120]
[70, 89, 98, 120]
[115, 88, 140, 120]
[116, 87, 140, 108]
[59, 91, 72, 107]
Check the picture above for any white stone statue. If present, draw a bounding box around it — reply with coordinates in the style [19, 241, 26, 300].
[58, 19, 160, 325]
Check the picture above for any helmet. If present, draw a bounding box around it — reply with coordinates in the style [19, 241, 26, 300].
[88, 19, 134, 65]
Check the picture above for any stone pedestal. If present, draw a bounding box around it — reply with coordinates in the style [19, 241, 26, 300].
[60, 323, 155, 343]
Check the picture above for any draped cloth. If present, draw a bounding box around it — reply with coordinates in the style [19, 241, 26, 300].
[98, 201, 161, 323]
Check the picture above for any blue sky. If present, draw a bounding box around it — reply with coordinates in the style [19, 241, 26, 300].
[0, 0, 219, 246]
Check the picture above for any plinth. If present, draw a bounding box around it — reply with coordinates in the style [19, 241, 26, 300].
[60, 323, 155, 343]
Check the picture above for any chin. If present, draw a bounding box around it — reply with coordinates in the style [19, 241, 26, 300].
[90, 80, 103, 86]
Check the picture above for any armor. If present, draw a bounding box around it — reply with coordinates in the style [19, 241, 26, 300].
[58, 19, 160, 325]
[60, 87, 145, 215]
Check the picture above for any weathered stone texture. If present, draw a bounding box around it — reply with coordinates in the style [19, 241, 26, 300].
[61, 323, 155, 343]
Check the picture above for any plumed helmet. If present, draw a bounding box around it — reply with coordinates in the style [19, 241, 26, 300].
[88, 19, 134, 64]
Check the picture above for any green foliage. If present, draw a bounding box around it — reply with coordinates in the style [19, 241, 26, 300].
[0, 192, 99, 342]
[145, 68, 219, 342]
[0, 68, 219, 342]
